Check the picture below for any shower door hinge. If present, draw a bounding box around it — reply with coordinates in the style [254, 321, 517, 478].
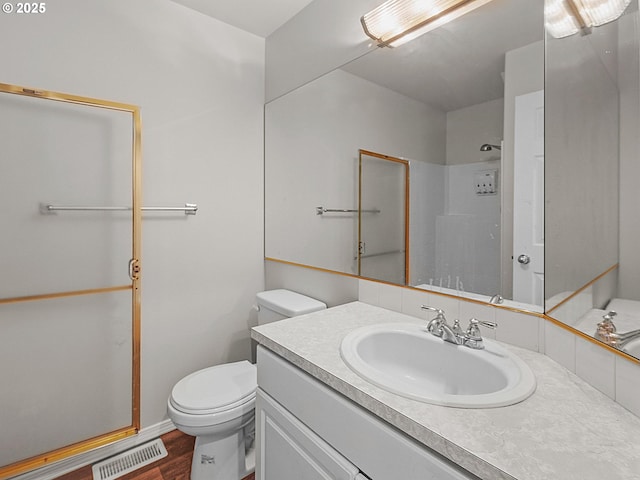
[129, 258, 141, 281]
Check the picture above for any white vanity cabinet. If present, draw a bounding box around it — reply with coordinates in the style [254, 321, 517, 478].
[257, 388, 362, 479]
[255, 346, 479, 480]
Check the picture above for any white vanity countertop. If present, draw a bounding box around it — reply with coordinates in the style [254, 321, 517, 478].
[251, 301, 640, 480]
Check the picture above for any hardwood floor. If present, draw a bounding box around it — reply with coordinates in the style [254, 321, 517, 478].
[55, 430, 255, 480]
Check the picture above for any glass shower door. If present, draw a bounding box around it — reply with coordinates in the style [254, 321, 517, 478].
[0, 84, 141, 477]
[358, 150, 409, 285]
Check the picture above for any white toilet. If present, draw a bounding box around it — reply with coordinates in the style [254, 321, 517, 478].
[167, 289, 327, 480]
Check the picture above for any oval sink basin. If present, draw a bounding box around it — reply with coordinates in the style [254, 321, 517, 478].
[340, 323, 536, 408]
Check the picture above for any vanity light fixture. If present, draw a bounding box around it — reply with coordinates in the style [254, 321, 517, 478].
[545, 0, 632, 38]
[361, 0, 494, 47]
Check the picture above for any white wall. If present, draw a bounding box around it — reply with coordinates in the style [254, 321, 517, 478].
[266, 0, 381, 101]
[618, 12, 640, 301]
[545, 30, 619, 300]
[0, 0, 265, 446]
[446, 98, 504, 166]
[265, 68, 446, 276]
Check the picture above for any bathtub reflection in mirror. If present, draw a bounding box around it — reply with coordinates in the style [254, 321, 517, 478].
[544, 0, 640, 360]
[265, 0, 544, 311]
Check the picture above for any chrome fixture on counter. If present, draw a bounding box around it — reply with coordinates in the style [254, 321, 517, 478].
[480, 143, 501, 151]
[421, 305, 497, 349]
[489, 294, 504, 304]
[595, 311, 640, 348]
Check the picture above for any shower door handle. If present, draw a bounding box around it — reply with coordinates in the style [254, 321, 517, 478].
[128, 258, 141, 281]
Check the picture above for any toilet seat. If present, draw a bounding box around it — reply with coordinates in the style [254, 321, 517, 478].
[170, 361, 257, 416]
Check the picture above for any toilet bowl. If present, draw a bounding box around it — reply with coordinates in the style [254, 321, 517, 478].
[168, 361, 257, 480]
[167, 289, 326, 480]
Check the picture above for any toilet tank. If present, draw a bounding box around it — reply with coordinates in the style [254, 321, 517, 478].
[256, 289, 327, 325]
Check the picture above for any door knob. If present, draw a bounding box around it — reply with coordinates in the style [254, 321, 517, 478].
[517, 254, 531, 265]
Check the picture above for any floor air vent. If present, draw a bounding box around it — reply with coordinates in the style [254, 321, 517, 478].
[91, 438, 168, 480]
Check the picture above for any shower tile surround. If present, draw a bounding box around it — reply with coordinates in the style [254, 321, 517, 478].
[251, 298, 640, 480]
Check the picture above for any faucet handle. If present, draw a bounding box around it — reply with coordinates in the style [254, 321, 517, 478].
[421, 305, 447, 336]
[597, 312, 617, 337]
[467, 318, 497, 331]
[452, 319, 463, 336]
[489, 294, 504, 304]
[421, 305, 445, 316]
[464, 318, 497, 349]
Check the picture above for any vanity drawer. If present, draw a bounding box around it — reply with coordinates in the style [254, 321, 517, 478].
[256, 387, 361, 480]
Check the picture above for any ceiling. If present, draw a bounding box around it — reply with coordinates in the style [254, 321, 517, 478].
[342, 0, 544, 112]
[170, 0, 315, 38]
[170, 0, 544, 113]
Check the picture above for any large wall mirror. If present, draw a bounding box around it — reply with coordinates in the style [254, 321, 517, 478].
[265, 0, 544, 311]
[545, 0, 640, 362]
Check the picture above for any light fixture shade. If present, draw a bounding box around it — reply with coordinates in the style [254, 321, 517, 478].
[545, 0, 582, 38]
[361, 0, 477, 47]
[544, 0, 632, 38]
[574, 0, 632, 26]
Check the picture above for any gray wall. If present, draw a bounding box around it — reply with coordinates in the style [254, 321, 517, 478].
[545, 30, 620, 299]
[618, 13, 640, 301]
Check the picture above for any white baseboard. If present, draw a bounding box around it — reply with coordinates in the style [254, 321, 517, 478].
[13, 420, 176, 480]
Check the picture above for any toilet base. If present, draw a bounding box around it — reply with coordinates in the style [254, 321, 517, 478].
[190, 423, 255, 480]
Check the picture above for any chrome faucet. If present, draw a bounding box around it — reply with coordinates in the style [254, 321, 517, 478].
[421, 306, 458, 343]
[463, 318, 497, 349]
[595, 311, 640, 348]
[488, 294, 504, 304]
[421, 306, 497, 349]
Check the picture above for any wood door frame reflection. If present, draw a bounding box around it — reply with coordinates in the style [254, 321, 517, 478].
[358, 149, 410, 284]
[0, 82, 142, 479]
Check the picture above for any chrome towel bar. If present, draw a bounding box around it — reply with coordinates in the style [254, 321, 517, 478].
[316, 206, 380, 215]
[40, 203, 198, 215]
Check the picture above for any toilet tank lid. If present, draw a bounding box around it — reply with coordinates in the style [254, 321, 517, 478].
[256, 289, 326, 317]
